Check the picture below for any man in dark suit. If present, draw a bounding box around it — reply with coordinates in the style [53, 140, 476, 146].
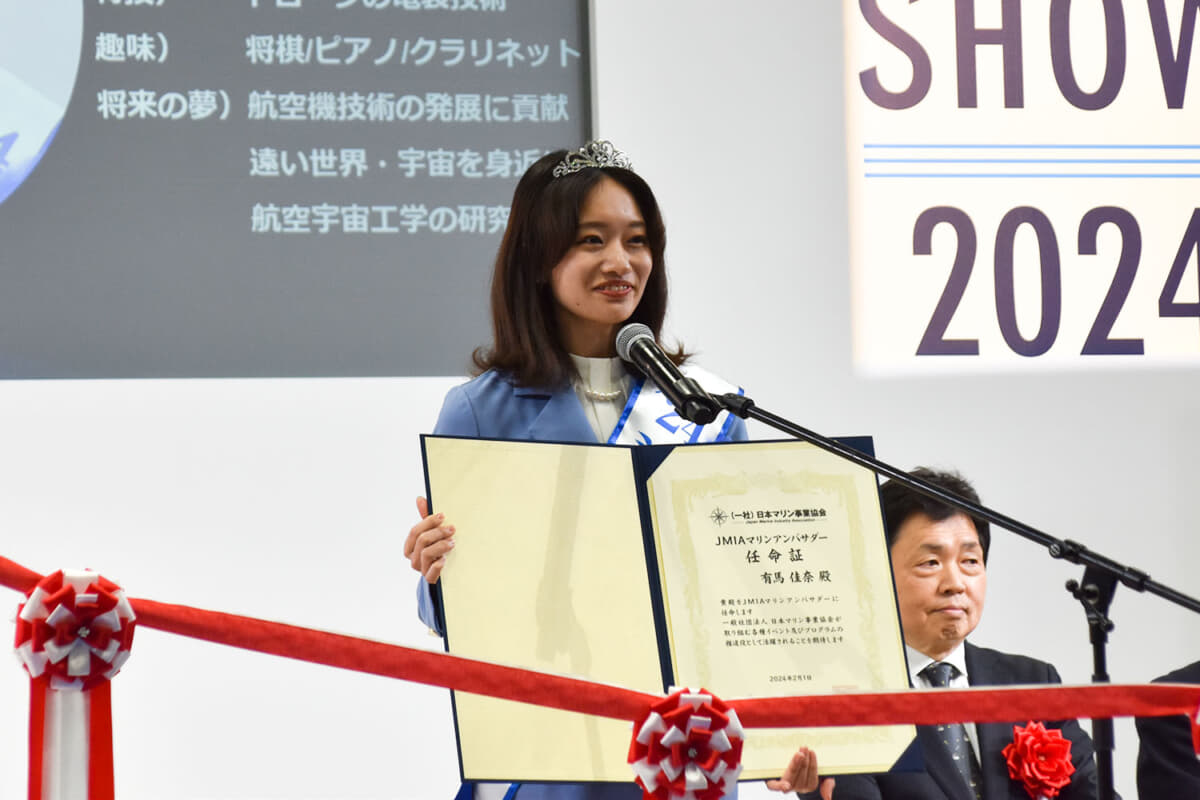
[771, 468, 1107, 800]
[1135, 660, 1200, 798]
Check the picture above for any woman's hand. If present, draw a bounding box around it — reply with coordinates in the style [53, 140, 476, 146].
[404, 496, 455, 583]
[765, 746, 835, 798]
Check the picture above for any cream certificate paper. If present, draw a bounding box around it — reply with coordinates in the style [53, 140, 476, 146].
[645, 440, 913, 778]
[422, 435, 913, 783]
[424, 436, 664, 782]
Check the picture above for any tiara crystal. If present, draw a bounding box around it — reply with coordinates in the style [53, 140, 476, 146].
[551, 140, 633, 177]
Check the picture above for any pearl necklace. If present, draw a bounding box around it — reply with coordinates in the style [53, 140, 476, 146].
[581, 385, 623, 401]
[569, 354, 627, 442]
[571, 353, 626, 402]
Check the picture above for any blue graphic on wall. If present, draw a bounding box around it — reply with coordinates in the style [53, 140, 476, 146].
[0, 0, 82, 206]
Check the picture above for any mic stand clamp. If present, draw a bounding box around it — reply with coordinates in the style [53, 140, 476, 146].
[1065, 566, 1119, 800]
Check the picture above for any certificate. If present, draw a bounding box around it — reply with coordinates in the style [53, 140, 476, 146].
[422, 435, 914, 784]
[642, 441, 913, 777]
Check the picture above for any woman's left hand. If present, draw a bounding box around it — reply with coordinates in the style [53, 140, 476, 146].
[765, 746, 835, 797]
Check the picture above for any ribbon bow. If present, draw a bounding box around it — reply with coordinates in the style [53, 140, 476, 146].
[14, 569, 135, 800]
[628, 687, 744, 800]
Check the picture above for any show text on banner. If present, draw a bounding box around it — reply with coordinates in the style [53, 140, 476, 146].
[846, 0, 1200, 374]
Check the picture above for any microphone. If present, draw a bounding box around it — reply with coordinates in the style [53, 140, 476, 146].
[615, 323, 721, 425]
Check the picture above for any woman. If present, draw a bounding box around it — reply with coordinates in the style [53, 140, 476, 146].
[407, 140, 748, 587]
[404, 141, 754, 800]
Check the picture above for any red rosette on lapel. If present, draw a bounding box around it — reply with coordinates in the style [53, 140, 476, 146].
[14, 569, 136, 800]
[1191, 703, 1200, 757]
[1001, 720, 1076, 799]
[627, 687, 744, 800]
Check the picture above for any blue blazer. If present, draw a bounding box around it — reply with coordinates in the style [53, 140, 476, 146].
[432, 369, 748, 443]
[418, 369, 747, 800]
[419, 369, 748, 630]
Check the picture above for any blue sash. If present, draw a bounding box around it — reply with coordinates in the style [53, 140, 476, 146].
[608, 365, 742, 446]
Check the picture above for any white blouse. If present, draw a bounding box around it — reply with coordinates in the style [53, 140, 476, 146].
[568, 353, 632, 442]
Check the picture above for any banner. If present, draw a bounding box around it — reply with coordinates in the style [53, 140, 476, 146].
[846, 0, 1200, 374]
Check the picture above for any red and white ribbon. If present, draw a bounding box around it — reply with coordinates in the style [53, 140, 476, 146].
[14, 569, 135, 800]
[1, 556, 1197, 794]
[628, 687, 744, 800]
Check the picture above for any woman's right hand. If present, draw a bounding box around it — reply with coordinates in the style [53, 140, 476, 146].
[404, 496, 455, 583]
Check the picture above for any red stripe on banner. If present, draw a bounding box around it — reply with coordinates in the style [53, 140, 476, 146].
[28, 678, 46, 800]
[88, 682, 114, 800]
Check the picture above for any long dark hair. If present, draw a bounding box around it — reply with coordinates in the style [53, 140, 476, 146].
[472, 147, 682, 388]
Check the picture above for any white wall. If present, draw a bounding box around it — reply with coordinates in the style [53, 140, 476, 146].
[2, 3, 1196, 797]
[593, 3, 1200, 797]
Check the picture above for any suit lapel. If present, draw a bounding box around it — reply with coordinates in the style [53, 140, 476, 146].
[518, 385, 596, 442]
[966, 643, 1017, 800]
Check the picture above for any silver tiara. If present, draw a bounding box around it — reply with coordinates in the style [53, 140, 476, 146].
[552, 140, 633, 178]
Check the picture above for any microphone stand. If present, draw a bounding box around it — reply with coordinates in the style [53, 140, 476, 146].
[707, 392, 1200, 800]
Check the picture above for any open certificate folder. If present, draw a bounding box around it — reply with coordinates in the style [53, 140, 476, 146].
[421, 435, 915, 784]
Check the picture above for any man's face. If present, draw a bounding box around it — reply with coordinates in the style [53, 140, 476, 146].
[889, 511, 987, 661]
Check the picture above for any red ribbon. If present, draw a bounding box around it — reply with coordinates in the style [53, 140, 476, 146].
[89, 682, 114, 800]
[4, 554, 1200, 790]
[27, 676, 45, 800]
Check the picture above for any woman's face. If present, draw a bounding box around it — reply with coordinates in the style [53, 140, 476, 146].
[549, 176, 653, 357]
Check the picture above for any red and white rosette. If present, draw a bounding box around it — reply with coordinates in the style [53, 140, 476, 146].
[13, 569, 135, 800]
[627, 687, 744, 800]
